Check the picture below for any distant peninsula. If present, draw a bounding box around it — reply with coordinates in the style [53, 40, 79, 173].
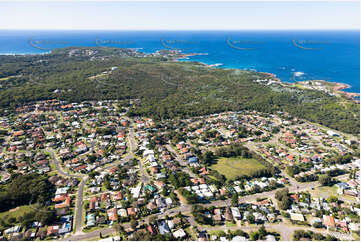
[0, 47, 359, 135]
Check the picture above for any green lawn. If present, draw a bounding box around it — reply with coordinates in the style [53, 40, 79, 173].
[210, 157, 266, 180]
[209, 230, 227, 237]
[48, 161, 58, 177]
[310, 185, 357, 203]
[82, 223, 108, 233]
[185, 227, 197, 240]
[0, 205, 34, 223]
[352, 232, 360, 241]
[225, 221, 237, 227]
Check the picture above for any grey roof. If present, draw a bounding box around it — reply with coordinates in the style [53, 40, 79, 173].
[158, 221, 170, 235]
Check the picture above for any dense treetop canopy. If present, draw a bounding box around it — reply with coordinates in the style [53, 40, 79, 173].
[0, 47, 359, 135]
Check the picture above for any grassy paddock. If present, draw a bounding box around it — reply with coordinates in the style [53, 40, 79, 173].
[210, 157, 266, 180]
[0, 205, 34, 222]
[310, 185, 357, 203]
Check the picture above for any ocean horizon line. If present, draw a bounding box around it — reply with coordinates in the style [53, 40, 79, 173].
[0, 30, 359, 93]
[0, 29, 359, 32]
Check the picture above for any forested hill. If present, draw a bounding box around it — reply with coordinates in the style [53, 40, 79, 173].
[0, 47, 359, 135]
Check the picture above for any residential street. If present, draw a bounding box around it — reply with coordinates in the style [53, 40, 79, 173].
[61, 172, 342, 241]
[34, 113, 357, 242]
[47, 149, 82, 179]
[30, 112, 356, 242]
[49, 120, 139, 235]
[166, 144, 197, 178]
[74, 176, 88, 234]
[47, 149, 85, 234]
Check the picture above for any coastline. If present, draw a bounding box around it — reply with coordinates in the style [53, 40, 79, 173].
[331, 82, 359, 97]
[174, 52, 359, 99]
[1, 47, 359, 99]
[295, 80, 360, 102]
[0, 51, 51, 56]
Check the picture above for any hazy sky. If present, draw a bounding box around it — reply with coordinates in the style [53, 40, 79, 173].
[0, 1, 359, 30]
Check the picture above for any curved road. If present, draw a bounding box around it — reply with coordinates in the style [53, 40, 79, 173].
[56, 119, 351, 241]
[61, 170, 350, 241]
[50, 120, 138, 236]
[75, 121, 137, 233]
[166, 144, 197, 178]
[47, 150, 82, 179]
[47, 149, 86, 234]
[61, 174, 326, 241]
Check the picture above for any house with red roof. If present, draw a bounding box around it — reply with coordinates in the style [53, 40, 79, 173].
[53, 194, 67, 202]
[113, 192, 122, 201]
[286, 155, 295, 162]
[73, 164, 87, 172]
[199, 167, 209, 175]
[302, 157, 311, 163]
[109, 166, 118, 174]
[107, 208, 118, 221]
[54, 196, 71, 209]
[147, 225, 157, 236]
[181, 147, 189, 154]
[101, 193, 109, 202]
[290, 194, 299, 203]
[127, 207, 137, 216]
[150, 167, 159, 174]
[47, 226, 59, 236]
[13, 131, 24, 137]
[323, 215, 336, 230]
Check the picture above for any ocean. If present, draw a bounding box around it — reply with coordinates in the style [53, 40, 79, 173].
[0, 30, 359, 93]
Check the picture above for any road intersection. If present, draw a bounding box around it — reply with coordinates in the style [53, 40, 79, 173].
[50, 119, 352, 241]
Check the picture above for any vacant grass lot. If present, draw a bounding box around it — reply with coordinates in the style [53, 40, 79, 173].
[0, 205, 34, 223]
[210, 157, 266, 180]
[310, 185, 358, 203]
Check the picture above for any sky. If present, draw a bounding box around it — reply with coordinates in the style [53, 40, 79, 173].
[0, 1, 359, 30]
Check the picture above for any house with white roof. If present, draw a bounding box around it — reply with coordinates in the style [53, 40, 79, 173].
[230, 207, 241, 220]
[173, 229, 186, 239]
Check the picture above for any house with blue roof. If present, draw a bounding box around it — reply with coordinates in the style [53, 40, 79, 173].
[188, 157, 198, 163]
[336, 182, 349, 189]
[86, 214, 96, 227]
[143, 184, 156, 193]
[158, 220, 170, 235]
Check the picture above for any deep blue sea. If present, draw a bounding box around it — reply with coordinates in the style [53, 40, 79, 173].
[0, 30, 359, 93]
